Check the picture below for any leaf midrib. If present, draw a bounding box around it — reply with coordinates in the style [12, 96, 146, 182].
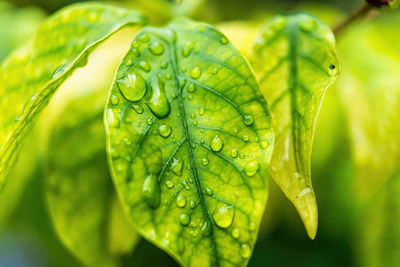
[169, 28, 220, 266]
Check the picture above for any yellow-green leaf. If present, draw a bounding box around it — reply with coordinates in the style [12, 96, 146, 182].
[105, 18, 274, 266]
[44, 79, 138, 267]
[249, 13, 340, 239]
[0, 2, 146, 190]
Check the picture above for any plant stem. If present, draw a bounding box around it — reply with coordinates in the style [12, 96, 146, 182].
[333, 3, 374, 36]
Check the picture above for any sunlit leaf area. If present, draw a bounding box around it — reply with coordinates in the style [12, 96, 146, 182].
[0, 0, 399, 266]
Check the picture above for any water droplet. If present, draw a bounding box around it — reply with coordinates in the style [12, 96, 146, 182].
[199, 107, 205, 115]
[231, 149, 238, 158]
[147, 118, 153, 125]
[189, 200, 196, 209]
[190, 229, 199, 237]
[240, 244, 251, 258]
[211, 67, 218, 74]
[300, 17, 317, 32]
[232, 228, 240, 239]
[161, 62, 169, 69]
[158, 124, 172, 138]
[260, 140, 269, 149]
[190, 67, 202, 79]
[117, 73, 147, 102]
[106, 108, 120, 128]
[233, 128, 238, 134]
[190, 113, 196, 119]
[165, 74, 172, 80]
[220, 36, 228, 44]
[182, 41, 195, 57]
[213, 204, 235, 228]
[242, 135, 249, 142]
[243, 114, 254, 126]
[180, 213, 190, 226]
[206, 188, 213, 196]
[149, 41, 165, 55]
[187, 83, 196, 93]
[110, 95, 119, 105]
[201, 158, 209, 166]
[170, 158, 183, 176]
[147, 77, 170, 119]
[176, 193, 187, 208]
[201, 221, 213, 237]
[245, 160, 259, 176]
[210, 135, 223, 152]
[183, 181, 191, 191]
[138, 33, 150, 42]
[166, 180, 175, 189]
[142, 174, 160, 208]
[181, 66, 187, 72]
[139, 61, 151, 72]
[239, 153, 245, 159]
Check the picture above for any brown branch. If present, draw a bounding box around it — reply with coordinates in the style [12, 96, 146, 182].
[333, 3, 374, 37]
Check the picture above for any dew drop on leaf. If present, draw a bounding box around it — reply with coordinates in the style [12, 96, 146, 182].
[243, 114, 254, 126]
[231, 149, 238, 158]
[110, 95, 119, 105]
[189, 200, 196, 209]
[106, 108, 120, 128]
[199, 107, 205, 115]
[149, 41, 165, 55]
[166, 180, 175, 189]
[147, 77, 170, 119]
[190, 67, 202, 79]
[182, 41, 195, 57]
[242, 135, 249, 142]
[240, 244, 251, 258]
[210, 135, 223, 152]
[232, 228, 240, 239]
[201, 221, 213, 237]
[176, 193, 187, 208]
[260, 140, 269, 149]
[142, 174, 161, 209]
[179, 213, 190, 226]
[170, 158, 183, 176]
[138, 33, 150, 42]
[213, 204, 235, 229]
[139, 60, 151, 72]
[117, 73, 147, 102]
[220, 36, 228, 44]
[206, 188, 213, 196]
[245, 160, 259, 177]
[187, 83, 196, 93]
[201, 158, 209, 166]
[158, 124, 172, 138]
[132, 103, 144, 114]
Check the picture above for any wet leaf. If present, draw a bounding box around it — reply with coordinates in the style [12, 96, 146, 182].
[105, 18, 274, 266]
[249, 13, 340, 239]
[44, 87, 138, 267]
[0, 2, 146, 190]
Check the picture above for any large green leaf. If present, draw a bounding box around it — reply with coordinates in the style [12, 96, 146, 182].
[0, 2, 145, 190]
[44, 94, 138, 267]
[249, 13, 340, 239]
[337, 13, 400, 197]
[105, 18, 274, 266]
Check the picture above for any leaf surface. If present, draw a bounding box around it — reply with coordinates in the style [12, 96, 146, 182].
[44, 84, 138, 267]
[105, 18, 274, 266]
[249, 13, 340, 239]
[0, 2, 145, 190]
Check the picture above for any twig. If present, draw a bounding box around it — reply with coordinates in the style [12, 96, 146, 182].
[333, 3, 374, 36]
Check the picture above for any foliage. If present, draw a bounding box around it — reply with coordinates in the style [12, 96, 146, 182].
[0, 0, 399, 266]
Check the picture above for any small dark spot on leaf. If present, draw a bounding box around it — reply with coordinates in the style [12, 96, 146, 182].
[329, 64, 335, 69]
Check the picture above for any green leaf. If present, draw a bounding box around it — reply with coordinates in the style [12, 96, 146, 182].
[360, 168, 400, 267]
[0, 2, 146, 190]
[249, 13, 340, 239]
[337, 13, 400, 197]
[44, 84, 139, 267]
[105, 18, 274, 266]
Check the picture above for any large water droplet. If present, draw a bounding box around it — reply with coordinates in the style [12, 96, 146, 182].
[213, 204, 235, 229]
[142, 174, 160, 208]
[240, 244, 251, 258]
[180, 213, 190, 226]
[176, 193, 187, 208]
[117, 73, 147, 102]
[243, 114, 254, 126]
[170, 158, 183, 176]
[158, 124, 172, 138]
[245, 160, 259, 176]
[149, 41, 165, 55]
[211, 135, 223, 152]
[147, 77, 170, 119]
[190, 67, 202, 79]
[201, 221, 213, 237]
[182, 41, 195, 57]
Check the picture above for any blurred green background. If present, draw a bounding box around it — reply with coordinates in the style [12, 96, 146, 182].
[1, 0, 399, 266]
